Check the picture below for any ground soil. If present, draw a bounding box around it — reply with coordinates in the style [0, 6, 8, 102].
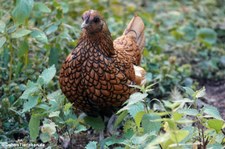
[203, 80, 225, 120]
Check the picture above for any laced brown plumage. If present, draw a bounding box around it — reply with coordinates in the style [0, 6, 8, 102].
[59, 10, 146, 117]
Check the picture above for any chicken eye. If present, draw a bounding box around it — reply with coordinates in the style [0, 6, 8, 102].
[93, 17, 100, 23]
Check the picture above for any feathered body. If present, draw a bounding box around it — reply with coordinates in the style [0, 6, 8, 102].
[59, 10, 146, 116]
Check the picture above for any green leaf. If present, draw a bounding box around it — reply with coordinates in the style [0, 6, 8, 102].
[177, 108, 199, 116]
[49, 111, 60, 117]
[207, 144, 224, 149]
[195, 87, 206, 98]
[123, 119, 136, 132]
[118, 92, 147, 113]
[203, 105, 223, 120]
[114, 111, 128, 128]
[0, 36, 6, 48]
[18, 40, 29, 58]
[65, 118, 78, 128]
[40, 133, 51, 143]
[104, 136, 126, 147]
[45, 24, 58, 35]
[134, 111, 145, 128]
[37, 103, 50, 110]
[163, 100, 180, 110]
[41, 122, 57, 135]
[64, 103, 72, 112]
[181, 126, 195, 143]
[22, 95, 39, 113]
[170, 130, 189, 142]
[145, 73, 153, 82]
[176, 118, 194, 124]
[183, 87, 195, 96]
[59, 2, 69, 13]
[38, 65, 56, 85]
[142, 114, 161, 133]
[197, 28, 217, 45]
[20, 81, 39, 99]
[165, 119, 178, 130]
[37, 77, 45, 86]
[220, 56, 225, 66]
[7, 25, 17, 34]
[75, 125, 88, 133]
[215, 134, 225, 144]
[171, 30, 184, 40]
[85, 141, 97, 149]
[29, 114, 40, 141]
[128, 102, 145, 118]
[11, 29, 31, 38]
[47, 90, 63, 101]
[63, 103, 73, 116]
[125, 92, 148, 106]
[0, 21, 6, 33]
[49, 48, 59, 67]
[207, 119, 224, 133]
[131, 134, 149, 145]
[146, 133, 170, 148]
[172, 112, 183, 121]
[2, 48, 9, 69]
[12, 0, 34, 25]
[2, 98, 10, 109]
[179, 24, 196, 41]
[49, 99, 59, 111]
[84, 116, 104, 132]
[31, 29, 48, 43]
[34, 2, 51, 13]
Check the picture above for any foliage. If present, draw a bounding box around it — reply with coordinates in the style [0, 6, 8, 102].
[108, 86, 225, 149]
[0, 0, 225, 148]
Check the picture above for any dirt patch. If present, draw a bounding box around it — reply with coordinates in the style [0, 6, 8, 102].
[203, 80, 225, 120]
[71, 132, 98, 149]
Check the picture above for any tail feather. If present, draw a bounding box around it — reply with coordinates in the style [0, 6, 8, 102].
[123, 16, 145, 51]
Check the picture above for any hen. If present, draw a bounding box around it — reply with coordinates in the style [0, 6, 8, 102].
[59, 10, 146, 117]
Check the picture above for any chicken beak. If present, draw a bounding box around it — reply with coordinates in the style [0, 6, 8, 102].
[81, 21, 89, 29]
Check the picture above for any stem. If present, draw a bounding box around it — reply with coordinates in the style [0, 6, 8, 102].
[173, 130, 180, 148]
[40, 86, 50, 101]
[8, 40, 13, 83]
[194, 97, 197, 110]
[144, 100, 149, 113]
[201, 126, 205, 149]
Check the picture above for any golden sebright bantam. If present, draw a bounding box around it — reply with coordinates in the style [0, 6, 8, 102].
[59, 10, 146, 117]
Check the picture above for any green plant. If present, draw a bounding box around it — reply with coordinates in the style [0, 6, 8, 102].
[101, 86, 225, 149]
